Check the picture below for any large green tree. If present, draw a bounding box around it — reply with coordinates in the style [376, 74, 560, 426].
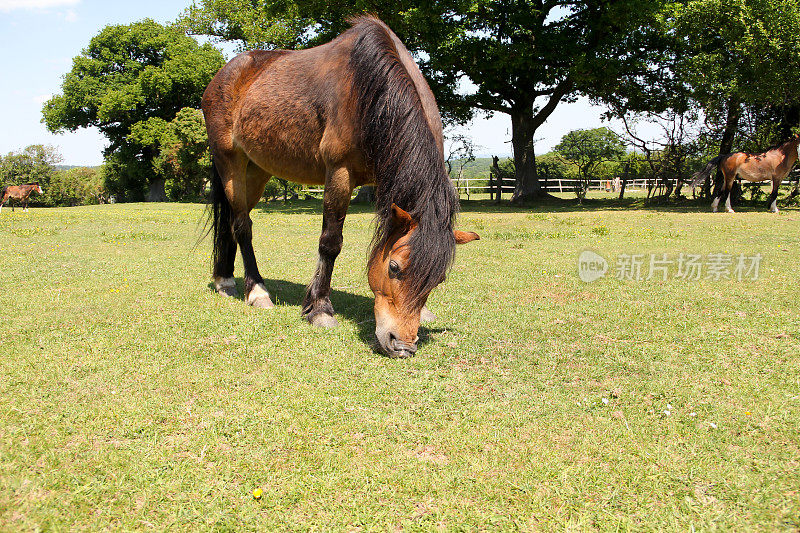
[179, 0, 671, 202]
[129, 107, 212, 201]
[671, 0, 800, 161]
[42, 19, 225, 201]
[0, 145, 62, 206]
[555, 127, 625, 202]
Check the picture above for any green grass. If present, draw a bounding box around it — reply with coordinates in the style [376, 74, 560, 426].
[1, 199, 798, 531]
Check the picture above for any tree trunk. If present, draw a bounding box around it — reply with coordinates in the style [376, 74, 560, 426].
[710, 99, 741, 198]
[352, 185, 375, 204]
[510, 109, 540, 203]
[147, 178, 167, 202]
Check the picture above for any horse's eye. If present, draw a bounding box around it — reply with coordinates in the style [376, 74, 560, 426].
[388, 260, 401, 277]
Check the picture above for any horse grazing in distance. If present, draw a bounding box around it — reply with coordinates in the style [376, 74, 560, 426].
[0, 183, 43, 213]
[690, 133, 800, 213]
[201, 16, 479, 358]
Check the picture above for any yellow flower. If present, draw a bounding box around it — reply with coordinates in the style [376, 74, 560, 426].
[252, 488, 263, 500]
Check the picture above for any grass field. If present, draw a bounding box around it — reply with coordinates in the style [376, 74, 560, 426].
[1, 198, 798, 530]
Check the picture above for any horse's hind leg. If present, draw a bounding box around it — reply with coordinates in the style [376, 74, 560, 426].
[711, 189, 722, 212]
[767, 178, 780, 213]
[213, 154, 274, 307]
[302, 167, 353, 327]
[236, 163, 273, 307]
[717, 171, 735, 213]
[212, 212, 238, 297]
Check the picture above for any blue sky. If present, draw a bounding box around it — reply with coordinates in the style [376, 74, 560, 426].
[0, 0, 637, 165]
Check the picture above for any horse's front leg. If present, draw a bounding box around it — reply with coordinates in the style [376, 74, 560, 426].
[303, 168, 352, 327]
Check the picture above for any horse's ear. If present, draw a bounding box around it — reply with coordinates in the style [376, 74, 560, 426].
[455, 230, 480, 244]
[390, 203, 416, 231]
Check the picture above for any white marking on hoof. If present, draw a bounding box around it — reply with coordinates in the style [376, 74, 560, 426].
[310, 313, 338, 328]
[214, 277, 238, 297]
[420, 306, 437, 323]
[725, 196, 733, 213]
[711, 197, 720, 212]
[770, 199, 779, 213]
[246, 283, 274, 308]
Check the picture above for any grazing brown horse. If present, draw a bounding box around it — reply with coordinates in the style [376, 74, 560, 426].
[0, 183, 43, 213]
[691, 133, 800, 213]
[202, 16, 479, 358]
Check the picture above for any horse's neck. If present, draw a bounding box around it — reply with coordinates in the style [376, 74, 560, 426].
[788, 141, 800, 163]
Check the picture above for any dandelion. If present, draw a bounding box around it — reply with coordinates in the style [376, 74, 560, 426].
[252, 488, 263, 500]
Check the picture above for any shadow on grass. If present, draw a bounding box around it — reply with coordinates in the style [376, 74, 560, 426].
[255, 194, 796, 216]
[256, 198, 376, 216]
[206, 277, 444, 356]
[458, 195, 797, 214]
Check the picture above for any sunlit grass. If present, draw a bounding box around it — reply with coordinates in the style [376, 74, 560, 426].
[0, 200, 798, 530]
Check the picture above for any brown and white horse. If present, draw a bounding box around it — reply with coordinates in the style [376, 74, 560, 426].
[0, 182, 43, 213]
[201, 17, 479, 358]
[691, 133, 800, 213]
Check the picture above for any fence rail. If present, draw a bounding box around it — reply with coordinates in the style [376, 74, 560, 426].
[302, 176, 797, 198]
[450, 176, 797, 196]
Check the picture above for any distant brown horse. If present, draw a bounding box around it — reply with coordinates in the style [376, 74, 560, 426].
[691, 133, 800, 213]
[201, 16, 479, 358]
[0, 183, 43, 213]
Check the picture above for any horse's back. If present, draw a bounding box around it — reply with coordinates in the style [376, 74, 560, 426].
[204, 43, 361, 184]
[202, 17, 443, 187]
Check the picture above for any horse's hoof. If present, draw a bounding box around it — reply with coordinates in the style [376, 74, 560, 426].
[309, 313, 338, 328]
[249, 296, 275, 309]
[217, 286, 238, 298]
[726, 209, 735, 213]
[420, 306, 437, 323]
[246, 284, 274, 308]
[214, 277, 238, 297]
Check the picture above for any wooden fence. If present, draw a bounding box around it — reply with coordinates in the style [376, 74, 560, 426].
[451, 176, 798, 198]
[302, 173, 799, 199]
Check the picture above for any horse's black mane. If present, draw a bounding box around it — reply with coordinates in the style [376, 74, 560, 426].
[348, 16, 458, 310]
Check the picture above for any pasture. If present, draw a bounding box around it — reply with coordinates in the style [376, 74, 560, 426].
[1, 200, 798, 530]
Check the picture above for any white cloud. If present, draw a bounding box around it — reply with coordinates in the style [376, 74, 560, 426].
[63, 8, 77, 21]
[0, 0, 80, 11]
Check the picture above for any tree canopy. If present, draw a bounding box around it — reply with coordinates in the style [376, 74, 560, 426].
[555, 127, 625, 201]
[42, 19, 225, 201]
[128, 107, 212, 201]
[0, 145, 62, 205]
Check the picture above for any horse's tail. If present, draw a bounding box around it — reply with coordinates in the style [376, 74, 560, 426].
[689, 155, 728, 187]
[208, 157, 232, 276]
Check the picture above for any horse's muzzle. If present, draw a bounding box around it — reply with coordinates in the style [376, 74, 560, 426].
[376, 328, 418, 358]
